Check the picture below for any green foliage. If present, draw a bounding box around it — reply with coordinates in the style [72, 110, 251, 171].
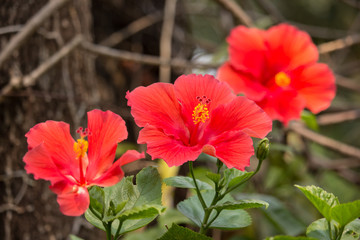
[157, 224, 212, 240]
[163, 176, 212, 190]
[69, 235, 84, 240]
[295, 185, 339, 221]
[266, 236, 317, 240]
[306, 218, 332, 240]
[208, 199, 268, 211]
[330, 200, 360, 227]
[177, 190, 253, 229]
[85, 166, 164, 237]
[206, 172, 221, 184]
[223, 168, 253, 189]
[301, 110, 319, 131]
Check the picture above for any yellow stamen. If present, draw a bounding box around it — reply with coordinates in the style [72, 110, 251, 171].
[73, 138, 88, 158]
[192, 103, 209, 124]
[275, 72, 291, 87]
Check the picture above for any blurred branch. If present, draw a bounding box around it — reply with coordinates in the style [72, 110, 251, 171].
[0, 0, 71, 67]
[215, 0, 254, 27]
[335, 74, 360, 93]
[0, 25, 23, 35]
[289, 122, 360, 160]
[317, 109, 360, 125]
[160, 0, 178, 83]
[341, 0, 360, 9]
[81, 41, 220, 69]
[100, 11, 162, 47]
[318, 33, 360, 54]
[0, 35, 83, 102]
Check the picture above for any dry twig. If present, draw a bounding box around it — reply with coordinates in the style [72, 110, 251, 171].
[0, 0, 71, 67]
[318, 33, 360, 54]
[215, 0, 254, 27]
[317, 109, 360, 125]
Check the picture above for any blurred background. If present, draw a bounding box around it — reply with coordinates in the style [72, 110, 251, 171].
[0, 0, 360, 239]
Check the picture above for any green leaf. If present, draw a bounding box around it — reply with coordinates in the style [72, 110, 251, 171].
[177, 190, 251, 229]
[89, 186, 105, 216]
[135, 166, 163, 205]
[301, 110, 319, 131]
[236, 194, 306, 236]
[209, 199, 268, 212]
[306, 218, 332, 240]
[206, 172, 221, 184]
[224, 168, 253, 189]
[266, 236, 317, 240]
[157, 224, 212, 240]
[163, 176, 212, 190]
[342, 219, 360, 240]
[295, 185, 339, 221]
[330, 200, 360, 227]
[69, 234, 85, 240]
[85, 208, 106, 231]
[118, 204, 165, 221]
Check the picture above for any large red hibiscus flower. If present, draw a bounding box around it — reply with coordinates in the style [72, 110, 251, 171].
[126, 74, 272, 170]
[23, 110, 144, 216]
[217, 23, 336, 125]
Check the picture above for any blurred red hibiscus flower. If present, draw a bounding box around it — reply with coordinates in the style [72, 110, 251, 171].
[126, 74, 272, 170]
[217, 23, 336, 125]
[23, 110, 144, 216]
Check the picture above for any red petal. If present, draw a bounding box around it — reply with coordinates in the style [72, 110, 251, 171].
[174, 74, 236, 125]
[257, 89, 306, 126]
[204, 131, 254, 170]
[126, 83, 188, 138]
[90, 150, 144, 187]
[57, 186, 89, 216]
[49, 179, 76, 194]
[265, 24, 318, 70]
[25, 121, 78, 178]
[207, 97, 272, 138]
[138, 125, 203, 167]
[217, 63, 267, 101]
[293, 63, 336, 113]
[118, 150, 145, 167]
[23, 144, 64, 183]
[86, 110, 128, 181]
[227, 26, 267, 78]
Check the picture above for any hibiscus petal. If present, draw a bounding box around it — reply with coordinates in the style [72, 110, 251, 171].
[227, 26, 267, 78]
[57, 186, 89, 216]
[293, 63, 336, 113]
[23, 143, 64, 183]
[86, 110, 128, 181]
[257, 89, 306, 126]
[217, 63, 267, 101]
[174, 74, 236, 125]
[265, 24, 318, 70]
[126, 83, 188, 138]
[25, 121, 78, 178]
[207, 97, 272, 138]
[90, 150, 144, 187]
[203, 131, 254, 170]
[138, 125, 203, 167]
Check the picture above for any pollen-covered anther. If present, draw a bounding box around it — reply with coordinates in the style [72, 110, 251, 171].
[275, 72, 291, 87]
[74, 127, 89, 158]
[192, 102, 210, 124]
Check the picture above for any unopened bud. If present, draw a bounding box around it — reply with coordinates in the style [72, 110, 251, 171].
[256, 138, 270, 162]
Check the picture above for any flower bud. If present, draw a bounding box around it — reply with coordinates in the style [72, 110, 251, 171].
[256, 138, 270, 162]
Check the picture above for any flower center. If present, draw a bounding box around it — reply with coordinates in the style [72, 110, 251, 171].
[192, 96, 211, 124]
[73, 127, 89, 158]
[275, 72, 291, 87]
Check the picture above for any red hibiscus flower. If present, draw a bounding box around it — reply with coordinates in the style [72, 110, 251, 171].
[23, 110, 144, 216]
[126, 74, 272, 170]
[217, 23, 336, 125]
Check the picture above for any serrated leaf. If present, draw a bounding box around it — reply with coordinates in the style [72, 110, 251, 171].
[157, 224, 212, 240]
[306, 218, 332, 240]
[224, 168, 253, 189]
[118, 204, 165, 221]
[330, 200, 360, 227]
[296, 185, 339, 221]
[163, 176, 212, 190]
[206, 172, 221, 184]
[209, 199, 268, 212]
[177, 190, 251, 229]
[266, 236, 317, 240]
[89, 186, 105, 216]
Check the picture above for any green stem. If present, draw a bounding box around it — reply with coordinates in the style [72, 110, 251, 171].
[104, 222, 113, 240]
[114, 220, 123, 240]
[328, 221, 333, 240]
[189, 161, 207, 210]
[89, 204, 102, 221]
[336, 226, 345, 240]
